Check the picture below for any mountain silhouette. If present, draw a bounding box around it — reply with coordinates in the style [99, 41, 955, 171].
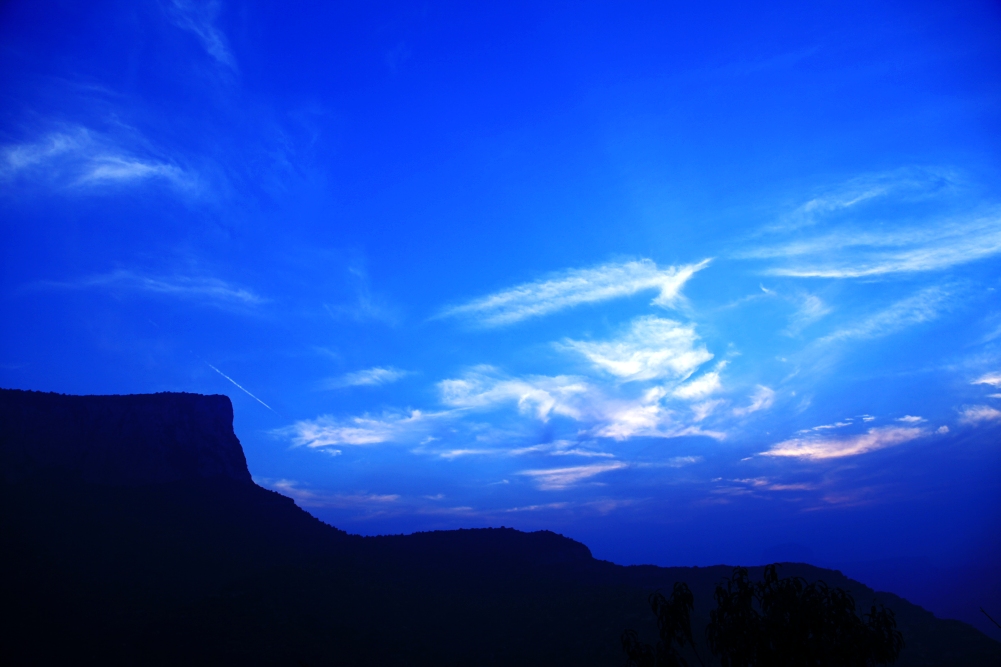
[2, 388, 998, 665]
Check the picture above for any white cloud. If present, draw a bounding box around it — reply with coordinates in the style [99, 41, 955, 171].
[896, 415, 925, 423]
[80, 156, 185, 184]
[321, 366, 408, 389]
[673, 367, 724, 400]
[591, 391, 724, 441]
[276, 410, 444, 447]
[766, 168, 956, 233]
[3, 131, 78, 172]
[2, 128, 193, 191]
[518, 461, 628, 490]
[753, 213, 1001, 278]
[563, 316, 713, 383]
[733, 386, 775, 417]
[35, 270, 263, 308]
[786, 294, 832, 335]
[820, 287, 946, 343]
[959, 405, 1001, 425]
[761, 426, 923, 460]
[691, 399, 724, 422]
[503, 502, 572, 512]
[437, 448, 496, 459]
[802, 420, 853, 432]
[438, 367, 725, 442]
[667, 455, 702, 466]
[972, 373, 1001, 388]
[509, 440, 615, 458]
[722, 477, 817, 493]
[168, 0, 238, 71]
[936, 425, 950, 434]
[437, 259, 710, 326]
[439, 367, 588, 421]
[788, 184, 889, 224]
[263, 479, 399, 509]
[591, 398, 669, 440]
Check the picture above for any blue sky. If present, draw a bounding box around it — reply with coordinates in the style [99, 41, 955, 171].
[2, 0, 1001, 632]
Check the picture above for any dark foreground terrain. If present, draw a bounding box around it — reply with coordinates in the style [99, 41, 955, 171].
[2, 389, 999, 666]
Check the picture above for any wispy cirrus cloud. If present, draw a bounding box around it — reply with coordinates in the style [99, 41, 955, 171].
[750, 213, 1001, 278]
[518, 461, 628, 490]
[972, 372, 1001, 388]
[1, 128, 194, 191]
[761, 426, 924, 460]
[733, 385, 775, 417]
[765, 167, 958, 233]
[34, 270, 264, 308]
[263, 479, 399, 509]
[168, 0, 238, 71]
[437, 259, 710, 327]
[276, 409, 447, 450]
[958, 405, 1001, 425]
[562, 316, 713, 383]
[320, 366, 408, 389]
[819, 287, 947, 343]
[785, 293, 832, 335]
[509, 439, 615, 458]
[716, 477, 818, 495]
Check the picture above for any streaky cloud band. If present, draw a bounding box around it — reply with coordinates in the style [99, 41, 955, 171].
[760, 426, 924, 460]
[435, 258, 711, 327]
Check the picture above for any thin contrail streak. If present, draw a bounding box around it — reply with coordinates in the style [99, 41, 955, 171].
[206, 363, 277, 414]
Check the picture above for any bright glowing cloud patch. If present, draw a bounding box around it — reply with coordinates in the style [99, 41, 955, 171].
[438, 259, 710, 326]
[81, 156, 185, 184]
[518, 461, 628, 490]
[673, 367, 724, 400]
[972, 373, 1001, 388]
[563, 316, 713, 383]
[761, 426, 924, 460]
[435, 367, 726, 442]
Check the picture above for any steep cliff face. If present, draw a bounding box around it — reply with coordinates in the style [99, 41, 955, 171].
[0, 389, 252, 485]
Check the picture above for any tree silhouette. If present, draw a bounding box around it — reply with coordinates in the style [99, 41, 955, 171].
[623, 582, 704, 667]
[624, 565, 903, 667]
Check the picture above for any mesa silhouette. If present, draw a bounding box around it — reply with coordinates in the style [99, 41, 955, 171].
[2, 388, 998, 665]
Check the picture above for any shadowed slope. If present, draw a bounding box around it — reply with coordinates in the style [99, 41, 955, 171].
[1, 389, 997, 665]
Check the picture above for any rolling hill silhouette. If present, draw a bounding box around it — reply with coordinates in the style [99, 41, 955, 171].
[2, 388, 998, 665]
